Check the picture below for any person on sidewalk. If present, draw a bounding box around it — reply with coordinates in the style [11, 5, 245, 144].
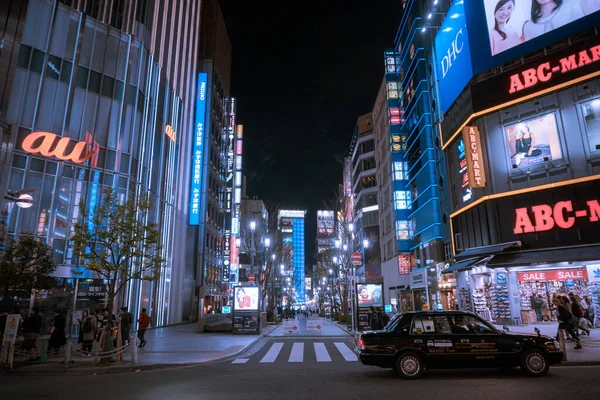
[77, 310, 89, 349]
[22, 307, 42, 361]
[530, 293, 544, 322]
[81, 310, 97, 355]
[119, 307, 133, 345]
[570, 293, 589, 336]
[368, 307, 382, 330]
[552, 297, 582, 350]
[137, 308, 151, 348]
[48, 308, 67, 355]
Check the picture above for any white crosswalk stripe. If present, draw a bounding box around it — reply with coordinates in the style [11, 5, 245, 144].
[334, 342, 358, 362]
[314, 342, 331, 362]
[288, 343, 304, 362]
[232, 341, 357, 364]
[260, 342, 284, 363]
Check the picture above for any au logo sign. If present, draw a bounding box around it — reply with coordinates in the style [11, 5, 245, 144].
[22, 131, 98, 164]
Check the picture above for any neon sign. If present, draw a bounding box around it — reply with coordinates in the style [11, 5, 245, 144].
[509, 44, 600, 94]
[22, 131, 98, 164]
[165, 124, 176, 142]
[190, 73, 208, 226]
[514, 200, 600, 234]
[461, 126, 486, 188]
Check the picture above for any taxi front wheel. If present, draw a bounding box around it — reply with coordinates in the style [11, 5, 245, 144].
[395, 352, 424, 379]
[521, 349, 550, 376]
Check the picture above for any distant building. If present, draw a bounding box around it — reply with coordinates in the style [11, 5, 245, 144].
[278, 210, 307, 304]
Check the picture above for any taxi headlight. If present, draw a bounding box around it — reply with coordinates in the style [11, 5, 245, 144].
[544, 341, 557, 350]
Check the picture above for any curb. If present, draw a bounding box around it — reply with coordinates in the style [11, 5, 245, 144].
[0, 323, 281, 377]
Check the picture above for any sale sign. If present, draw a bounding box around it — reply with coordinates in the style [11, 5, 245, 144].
[517, 268, 588, 282]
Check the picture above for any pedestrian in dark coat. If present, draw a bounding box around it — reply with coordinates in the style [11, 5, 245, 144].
[48, 309, 66, 354]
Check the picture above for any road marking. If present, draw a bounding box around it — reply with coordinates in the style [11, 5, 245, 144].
[314, 343, 331, 362]
[289, 343, 304, 362]
[231, 358, 249, 364]
[260, 342, 284, 363]
[334, 342, 358, 361]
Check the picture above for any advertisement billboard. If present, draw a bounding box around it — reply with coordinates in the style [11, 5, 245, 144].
[435, 0, 473, 115]
[356, 284, 383, 308]
[317, 210, 335, 237]
[190, 72, 208, 225]
[483, 0, 600, 56]
[505, 113, 562, 169]
[234, 286, 259, 311]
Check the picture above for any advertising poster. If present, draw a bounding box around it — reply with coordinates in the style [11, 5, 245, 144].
[484, 0, 600, 56]
[363, 226, 381, 267]
[305, 277, 312, 291]
[234, 286, 259, 311]
[505, 113, 562, 168]
[356, 284, 383, 308]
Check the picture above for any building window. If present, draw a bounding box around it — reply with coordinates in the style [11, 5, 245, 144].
[394, 190, 412, 210]
[393, 161, 408, 180]
[396, 220, 409, 240]
[582, 98, 600, 153]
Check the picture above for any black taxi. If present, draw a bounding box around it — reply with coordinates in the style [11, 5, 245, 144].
[354, 311, 563, 379]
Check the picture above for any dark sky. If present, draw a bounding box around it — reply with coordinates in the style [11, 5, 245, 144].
[219, 1, 402, 263]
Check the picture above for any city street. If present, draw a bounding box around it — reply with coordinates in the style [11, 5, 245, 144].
[2, 317, 600, 400]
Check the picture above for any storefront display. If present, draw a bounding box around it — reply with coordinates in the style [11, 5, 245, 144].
[459, 288, 472, 312]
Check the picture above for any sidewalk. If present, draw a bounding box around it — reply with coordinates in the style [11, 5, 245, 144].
[493, 321, 600, 365]
[1, 322, 280, 376]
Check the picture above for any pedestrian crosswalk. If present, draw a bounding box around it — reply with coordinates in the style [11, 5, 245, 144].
[232, 341, 358, 365]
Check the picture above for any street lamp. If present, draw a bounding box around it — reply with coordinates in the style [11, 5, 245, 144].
[264, 237, 271, 248]
[363, 238, 370, 249]
[348, 223, 354, 232]
[343, 244, 348, 251]
[335, 239, 341, 249]
[332, 256, 338, 264]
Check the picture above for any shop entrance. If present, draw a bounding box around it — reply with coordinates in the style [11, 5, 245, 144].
[517, 268, 589, 323]
[413, 290, 427, 311]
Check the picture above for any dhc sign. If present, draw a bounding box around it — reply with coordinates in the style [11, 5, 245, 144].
[190, 73, 208, 226]
[434, 0, 473, 115]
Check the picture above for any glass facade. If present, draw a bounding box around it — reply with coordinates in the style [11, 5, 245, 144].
[292, 217, 305, 303]
[0, 0, 201, 327]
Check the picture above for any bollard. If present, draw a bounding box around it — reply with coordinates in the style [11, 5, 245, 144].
[64, 340, 71, 368]
[40, 339, 48, 363]
[131, 335, 138, 365]
[557, 328, 567, 362]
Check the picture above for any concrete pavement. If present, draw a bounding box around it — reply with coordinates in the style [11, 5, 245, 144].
[1, 322, 280, 375]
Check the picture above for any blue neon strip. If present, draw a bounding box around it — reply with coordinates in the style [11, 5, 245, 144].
[189, 73, 208, 225]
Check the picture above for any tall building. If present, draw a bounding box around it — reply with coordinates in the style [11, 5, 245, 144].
[278, 210, 306, 304]
[189, 0, 233, 316]
[376, 0, 452, 312]
[349, 113, 382, 283]
[0, 0, 202, 326]
[239, 196, 268, 283]
[316, 210, 335, 254]
[434, 1, 600, 323]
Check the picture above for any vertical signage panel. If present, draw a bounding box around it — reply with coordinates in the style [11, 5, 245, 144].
[190, 72, 208, 225]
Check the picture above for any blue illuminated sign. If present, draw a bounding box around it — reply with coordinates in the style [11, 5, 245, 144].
[190, 73, 208, 225]
[435, 0, 473, 115]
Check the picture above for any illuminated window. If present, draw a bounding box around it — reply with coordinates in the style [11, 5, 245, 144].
[394, 190, 412, 210]
[582, 98, 600, 153]
[392, 161, 409, 180]
[396, 220, 410, 240]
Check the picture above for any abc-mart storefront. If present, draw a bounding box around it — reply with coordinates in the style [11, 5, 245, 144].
[438, 31, 600, 325]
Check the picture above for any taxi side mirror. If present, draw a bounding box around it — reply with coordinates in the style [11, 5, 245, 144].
[502, 325, 510, 332]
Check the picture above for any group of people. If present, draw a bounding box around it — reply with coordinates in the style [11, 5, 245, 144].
[368, 306, 390, 330]
[550, 293, 595, 350]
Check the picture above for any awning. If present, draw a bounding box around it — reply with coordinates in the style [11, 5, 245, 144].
[487, 245, 600, 267]
[442, 257, 486, 275]
[454, 241, 521, 261]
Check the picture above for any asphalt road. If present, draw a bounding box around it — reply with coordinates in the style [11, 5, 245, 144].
[2, 335, 600, 400]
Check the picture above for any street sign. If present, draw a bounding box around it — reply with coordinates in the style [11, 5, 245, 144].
[248, 274, 255, 282]
[352, 252, 362, 265]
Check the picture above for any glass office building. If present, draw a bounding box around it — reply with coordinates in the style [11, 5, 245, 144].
[0, 0, 202, 326]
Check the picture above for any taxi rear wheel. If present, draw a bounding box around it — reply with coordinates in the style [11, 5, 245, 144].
[395, 352, 424, 379]
[521, 349, 549, 376]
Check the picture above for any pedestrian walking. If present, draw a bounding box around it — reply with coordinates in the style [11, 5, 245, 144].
[119, 307, 133, 345]
[81, 310, 97, 355]
[552, 297, 582, 350]
[570, 293, 589, 336]
[48, 309, 67, 355]
[377, 307, 390, 327]
[22, 307, 42, 361]
[77, 310, 89, 348]
[368, 306, 382, 330]
[137, 308, 151, 348]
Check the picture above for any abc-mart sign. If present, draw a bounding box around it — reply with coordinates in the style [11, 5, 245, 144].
[514, 199, 600, 234]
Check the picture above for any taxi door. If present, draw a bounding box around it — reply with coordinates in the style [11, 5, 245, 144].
[410, 314, 457, 368]
[448, 314, 504, 368]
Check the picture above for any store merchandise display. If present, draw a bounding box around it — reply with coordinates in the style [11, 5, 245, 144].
[459, 288, 472, 312]
[491, 285, 511, 321]
[473, 288, 492, 321]
[588, 282, 600, 327]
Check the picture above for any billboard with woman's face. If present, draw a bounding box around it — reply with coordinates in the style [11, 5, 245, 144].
[356, 284, 383, 308]
[484, 0, 600, 56]
[234, 286, 259, 311]
[505, 113, 563, 169]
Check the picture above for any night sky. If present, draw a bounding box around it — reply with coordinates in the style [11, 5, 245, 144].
[219, 1, 403, 263]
